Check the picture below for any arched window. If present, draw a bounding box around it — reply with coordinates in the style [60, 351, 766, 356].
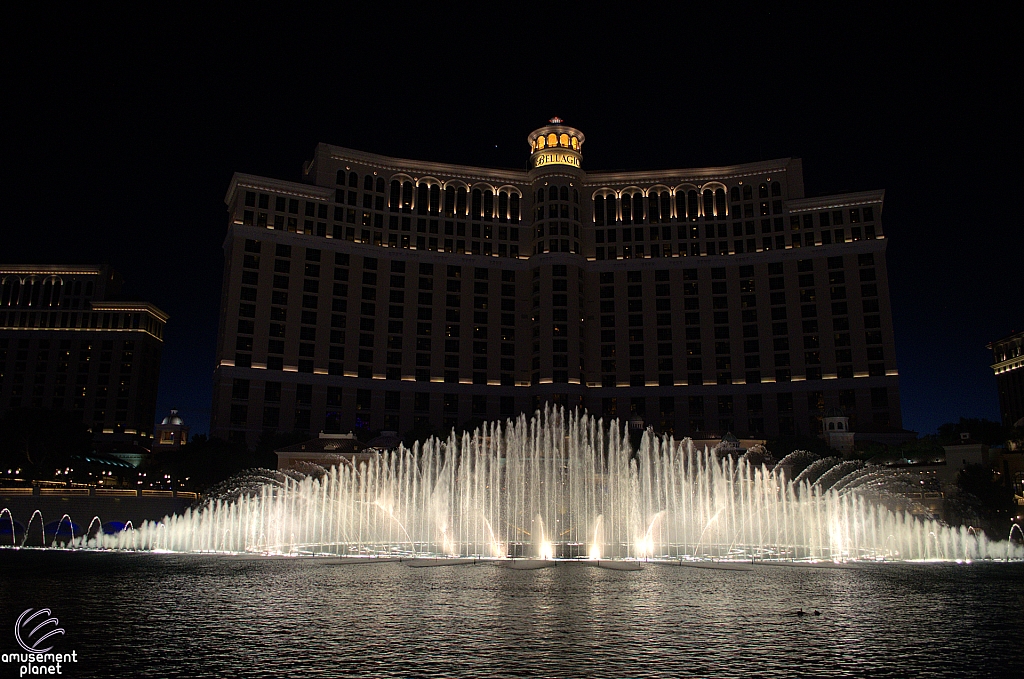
[429, 184, 441, 214]
[24, 277, 41, 308]
[559, 186, 568, 201]
[444, 186, 456, 217]
[401, 181, 414, 211]
[743, 185, 752, 200]
[1, 277, 20, 307]
[829, 422, 835, 430]
[633, 193, 644, 223]
[660, 192, 671, 222]
[536, 136, 546, 150]
[509, 193, 520, 223]
[471, 189, 482, 219]
[537, 188, 545, 203]
[715, 188, 726, 217]
[457, 187, 467, 216]
[41, 277, 62, 308]
[649, 194, 660, 223]
[416, 184, 429, 215]
[336, 170, 346, 185]
[483, 190, 494, 219]
[547, 133, 557, 147]
[559, 133, 569, 147]
[376, 177, 385, 193]
[702, 189, 714, 218]
[730, 186, 740, 202]
[573, 189, 579, 204]
[349, 172, 359, 188]
[687, 191, 698, 220]
[571, 137, 579, 150]
[548, 186, 558, 201]
[498, 192, 508, 222]
[605, 195, 617, 224]
[363, 175, 373, 191]
[621, 194, 633, 224]
[771, 181, 781, 197]
[759, 183, 768, 199]
[675, 192, 686, 221]
[390, 180, 401, 211]
[594, 195, 605, 226]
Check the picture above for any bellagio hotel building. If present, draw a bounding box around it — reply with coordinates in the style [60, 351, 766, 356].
[211, 119, 900, 447]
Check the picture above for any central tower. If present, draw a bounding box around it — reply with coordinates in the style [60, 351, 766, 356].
[525, 119, 588, 399]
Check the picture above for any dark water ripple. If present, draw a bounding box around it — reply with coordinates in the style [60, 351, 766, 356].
[1, 552, 1022, 678]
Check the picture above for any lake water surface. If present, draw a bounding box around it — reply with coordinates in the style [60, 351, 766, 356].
[1, 552, 1021, 678]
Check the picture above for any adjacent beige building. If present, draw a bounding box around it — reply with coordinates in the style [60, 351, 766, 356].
[0, 265, 167, 440]
[211, 120, 900, 447]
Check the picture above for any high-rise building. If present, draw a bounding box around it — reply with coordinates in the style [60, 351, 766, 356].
[987, 330, 1024, 428]
[211, 120, 900, 447]
[0, 265, 167, 439]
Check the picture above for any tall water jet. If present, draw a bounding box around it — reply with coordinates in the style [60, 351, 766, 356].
[589, 514, 604, 560]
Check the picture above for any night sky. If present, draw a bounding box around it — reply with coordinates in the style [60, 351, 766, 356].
[5, 8, 1020, 437]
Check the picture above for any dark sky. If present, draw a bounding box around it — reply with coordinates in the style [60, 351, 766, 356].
[4, 7, 1020, 437]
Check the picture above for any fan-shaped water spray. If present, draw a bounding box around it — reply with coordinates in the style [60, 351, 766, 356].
[55, 408, 1024, 561]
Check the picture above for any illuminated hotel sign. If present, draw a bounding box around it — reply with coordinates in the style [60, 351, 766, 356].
[533, 151, 580, 169]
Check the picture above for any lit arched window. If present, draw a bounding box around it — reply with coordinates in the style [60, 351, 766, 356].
[594, 195, 605, 226]
[621, 194, 633, 224]
[702, 189, 714, 218]
[389, 180, 401, 211]
[444, 186, 456, 217]
[715, 188, 726, 217]
[471, 189, 482, 219]
[605, 194, 617, 224]
[687, 191, 698, 220]
[536, 136, 546, 150]
[41, 277, 62, 308]
[483, 190, 494, 219]
[571, 137, 578, 150]
[401, 181, 414, 211]
[559, 133, 569, 147]
[660, 192, 670, 222]
[633, 193, 644, 223]
[429, 184, 441, 214]
[456, 187, 468, 216]
[1, 277, 21, 307]
[416, 184, 429, 215]
[498, 192, 508, 222]
[547, 133, 558, 147]
[509, 193, 520, 223]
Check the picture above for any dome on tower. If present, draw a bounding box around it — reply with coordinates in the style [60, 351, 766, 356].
[161, 408, 184, 426]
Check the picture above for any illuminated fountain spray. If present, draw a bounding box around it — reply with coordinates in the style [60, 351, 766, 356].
[70, 407, 1022, 561]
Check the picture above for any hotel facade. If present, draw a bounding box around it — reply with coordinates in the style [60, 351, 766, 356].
[211, 120, 900, 447]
